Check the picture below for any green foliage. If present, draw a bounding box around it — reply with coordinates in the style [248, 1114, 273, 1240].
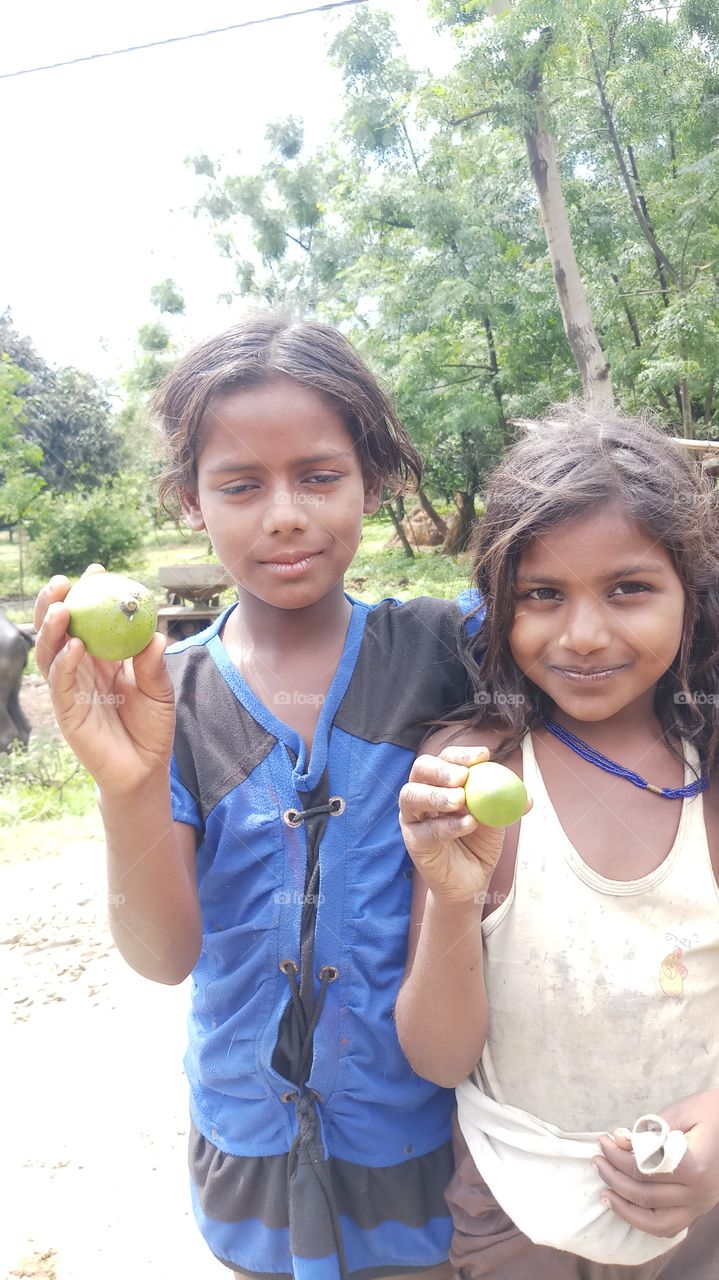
[266, 117, 305, 159]
[137, 322, 171, 352]
[0, 738, 96, 826]
[29, 478, 149, 579]
[0, 355, 30, 433]
[29, 366, 119, 490]
[0, 356, 45, 529]
[0, 312, 120, 492]
[149, 278, 185, 314]
[116, 283, 187, 486]
[189, 0, 719, 522]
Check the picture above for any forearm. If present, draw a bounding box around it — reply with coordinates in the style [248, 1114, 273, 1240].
[396, 892, 487, 1088]
[99, 778, 202, 985]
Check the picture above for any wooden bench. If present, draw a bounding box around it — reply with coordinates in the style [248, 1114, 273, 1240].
[156, 563, 234, 641]
[156, 604, 224, 640]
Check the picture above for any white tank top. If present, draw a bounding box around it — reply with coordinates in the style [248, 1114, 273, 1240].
[478, 731, 719, 1134]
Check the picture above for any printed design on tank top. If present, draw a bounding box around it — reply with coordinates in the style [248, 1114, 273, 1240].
[660, 947, 687, 999]
[659, 930, 696, 1000]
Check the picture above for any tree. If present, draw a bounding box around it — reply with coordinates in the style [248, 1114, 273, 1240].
[116, 281, 187, 493]
[190, 0, 719, 553]
[431, 0, 719, 434]
[0, 356, 45, 598]
[0, 311, 120, 490]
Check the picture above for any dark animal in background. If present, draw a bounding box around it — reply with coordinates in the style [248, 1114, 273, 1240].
[0, 609, 33, 752]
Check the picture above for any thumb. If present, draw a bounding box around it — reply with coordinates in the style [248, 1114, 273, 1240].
[131, 632, 173, 694]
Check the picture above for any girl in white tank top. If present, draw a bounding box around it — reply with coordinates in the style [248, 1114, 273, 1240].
[396, 411, 719, 1276]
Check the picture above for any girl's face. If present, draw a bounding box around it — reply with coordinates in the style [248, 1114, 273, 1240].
[509, 504, 686, 725]
[181, 378, 381, 612]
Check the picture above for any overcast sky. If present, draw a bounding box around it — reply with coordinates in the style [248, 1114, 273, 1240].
[0, 1, 456, 387]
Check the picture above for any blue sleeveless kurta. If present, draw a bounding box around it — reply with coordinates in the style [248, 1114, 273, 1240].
[166, 593, 481, 1278]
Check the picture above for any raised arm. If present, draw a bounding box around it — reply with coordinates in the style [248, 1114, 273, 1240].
[34, 568, 202, 984]
[395, 735, 525, 1087]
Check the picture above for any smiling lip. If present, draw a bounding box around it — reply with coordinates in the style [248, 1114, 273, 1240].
[261, 551, 322, 576]
[550, 664, 629, 683]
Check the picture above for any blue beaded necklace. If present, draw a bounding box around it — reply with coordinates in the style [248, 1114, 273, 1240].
[542, 717, 708, 799]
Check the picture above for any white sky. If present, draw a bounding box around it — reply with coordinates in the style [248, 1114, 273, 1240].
[0, 1, 456, 389]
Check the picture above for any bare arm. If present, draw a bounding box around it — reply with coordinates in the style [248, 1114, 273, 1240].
[395, 734, 530, 1087]
[35, 568, 202, 984]
[396, 871, 487, 1088]
[101, 788, 202, 985]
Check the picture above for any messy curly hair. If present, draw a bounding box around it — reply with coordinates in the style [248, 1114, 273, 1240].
[460, 408, 719, 778]
[152, 311, 421, 517]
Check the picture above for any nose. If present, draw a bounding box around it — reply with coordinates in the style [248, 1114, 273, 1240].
[261, 487, 310, 535]
[558, 598, 612, 655]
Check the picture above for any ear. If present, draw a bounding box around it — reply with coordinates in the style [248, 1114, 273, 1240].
[363, 475, 383, 516]
[180, 489, 206, 532]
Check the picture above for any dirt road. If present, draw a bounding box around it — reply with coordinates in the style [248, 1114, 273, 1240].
[2, 833, 221, 1280]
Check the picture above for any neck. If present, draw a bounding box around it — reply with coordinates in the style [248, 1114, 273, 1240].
[227, 581, 353, 653]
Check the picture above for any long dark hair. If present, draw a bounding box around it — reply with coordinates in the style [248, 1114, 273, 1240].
[152, 312, 422, 516]
[460, 409, 719, 778]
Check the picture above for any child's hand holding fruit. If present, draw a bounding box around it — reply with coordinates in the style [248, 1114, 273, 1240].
[399, 746, 531, 906]
[34, 564, 176, 798]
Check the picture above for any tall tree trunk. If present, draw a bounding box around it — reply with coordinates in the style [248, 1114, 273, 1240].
[442, 492, 477, 556]
[705, 379, 715, 427]
[482, 315, 509, 441]
[679, 378, 693, 439]
[626, 145, 671, 308]
[523, 32, 613, 410]
[387, 500, 414, 559]
[611, 272, 642, 348]
[588, 37, 679, 287]
[417, 489, 448, 538]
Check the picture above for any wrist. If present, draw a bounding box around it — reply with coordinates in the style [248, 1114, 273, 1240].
[97, 771, 171, 823]
[426, 889, 485, 921]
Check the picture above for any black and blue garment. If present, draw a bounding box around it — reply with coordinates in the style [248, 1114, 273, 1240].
[166, 592, 483, 1279]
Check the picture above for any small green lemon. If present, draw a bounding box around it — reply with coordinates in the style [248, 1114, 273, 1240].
[464, 761, 528, 828]
[65, 572, 158, 661]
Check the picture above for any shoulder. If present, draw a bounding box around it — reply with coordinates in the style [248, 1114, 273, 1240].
[366, 589, 482, 629]
[366, 594, 462, 626]
[358, 594, 468, 673]
[420, 722, 524, 775]
[336, 596, 477, 750]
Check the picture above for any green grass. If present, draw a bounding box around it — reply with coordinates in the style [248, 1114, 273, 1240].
[0, 738, 98, 853]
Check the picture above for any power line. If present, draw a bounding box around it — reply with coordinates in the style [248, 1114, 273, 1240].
[0, 0, 370, 81]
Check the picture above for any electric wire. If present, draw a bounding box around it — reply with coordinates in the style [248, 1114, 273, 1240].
[0, 0, 370, 81]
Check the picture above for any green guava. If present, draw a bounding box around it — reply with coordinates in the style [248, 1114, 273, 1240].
[65, 572, 158, 661]
[464, 761, 528, 828]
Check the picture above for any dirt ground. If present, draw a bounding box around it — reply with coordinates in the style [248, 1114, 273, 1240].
[2, 677, 224, 1280]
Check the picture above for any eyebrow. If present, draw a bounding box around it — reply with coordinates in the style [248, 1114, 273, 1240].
[515, 564, 668, 585]
[206, 452, 349, 475]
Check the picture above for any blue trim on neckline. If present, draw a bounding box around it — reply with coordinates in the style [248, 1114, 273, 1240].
[205, 598, 371, 790]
